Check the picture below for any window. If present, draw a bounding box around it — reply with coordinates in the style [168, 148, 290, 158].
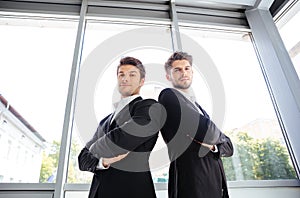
[279, 5, 300, 78]
[0, 14, 77, 183]
[179, 27, 297, 180]
[68, 20, 173, 183]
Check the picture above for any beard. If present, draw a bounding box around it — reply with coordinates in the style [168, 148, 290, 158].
[172, 80, 192, 90]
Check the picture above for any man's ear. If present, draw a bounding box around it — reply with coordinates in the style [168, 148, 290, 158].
[139, 78, 145, 86]
[166, 74, 171, 81]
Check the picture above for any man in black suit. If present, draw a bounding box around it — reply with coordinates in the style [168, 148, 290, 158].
[78, 56, 163, 198]
[159, 52, 234, 198]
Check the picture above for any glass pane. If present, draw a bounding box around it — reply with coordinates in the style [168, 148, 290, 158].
[279, 6, 300, 79]
[0, 14, 77, 183]
[179, 28, 297, 181]
[69, 21, 173, 183]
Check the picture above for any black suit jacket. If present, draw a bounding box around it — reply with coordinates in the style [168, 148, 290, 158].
[78, 97, 163, 198]
[158, 88, 233, 198]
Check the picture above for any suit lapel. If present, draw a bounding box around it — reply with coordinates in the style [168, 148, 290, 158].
[108, 113, 115, 125]
[172, 88, 199, 112]
[102, 113, 114, 133]
[195, 101, 210, 119]
[110, 96, 142, 127]
[172, 88, 209, 118]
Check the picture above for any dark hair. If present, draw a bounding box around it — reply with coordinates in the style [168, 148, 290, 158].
[164, 51, 193, 73]
[117, 56, 146, 79]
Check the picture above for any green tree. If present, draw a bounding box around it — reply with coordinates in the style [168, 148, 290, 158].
[67, 138, 83, 183]
[39, 151, 56, 182]
[39, 141, 60, 183]
[222, 154, 235, 180]
[39, 140, 86, 183]
[254, 138, 296, 179]
[223, 131, 296, 181]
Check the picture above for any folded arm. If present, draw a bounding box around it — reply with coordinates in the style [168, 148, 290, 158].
[216, 133, 234, 157]
[89, 99, 163, 158]
[159, 88, 233, 158]
[159, 88, 220, 144]
[78, 147, 99, 172]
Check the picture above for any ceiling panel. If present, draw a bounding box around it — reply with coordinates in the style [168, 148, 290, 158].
[0, 0, 292, 29]
[175, 0, 255, 9]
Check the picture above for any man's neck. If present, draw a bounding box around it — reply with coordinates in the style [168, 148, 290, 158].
[175, 87, 190, 94]
[121, 94, 139, 99]
[113, 94, 140, 111]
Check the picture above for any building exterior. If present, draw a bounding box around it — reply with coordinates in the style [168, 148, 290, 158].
[232, 118, 282, 140]
[0, 95, 45, 183]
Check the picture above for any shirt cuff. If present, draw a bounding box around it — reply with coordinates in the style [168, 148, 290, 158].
[211, 145, 219, 153]
[97, 158, 110, 170]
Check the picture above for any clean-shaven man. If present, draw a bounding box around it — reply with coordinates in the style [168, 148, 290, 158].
[78, 56, 163, 198]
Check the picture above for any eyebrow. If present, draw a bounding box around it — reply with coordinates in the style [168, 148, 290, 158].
[118, 70, 138, 74]
[173, 65, 191, 69]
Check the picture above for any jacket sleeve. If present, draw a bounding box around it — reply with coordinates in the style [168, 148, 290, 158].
[85, 121, 106, 149]
[216, 133, 234, 158]
[77, 115, 110, 173]
[88, 99, 164, 158]
[159, 88, 220, 144]
[159, 88, 234, 158]
[158, 89, 181, 143]
[78, 147, 99, 172]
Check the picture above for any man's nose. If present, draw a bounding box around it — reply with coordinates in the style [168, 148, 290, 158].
[122, 74, 129, 81]
[182, 70, 188, 76]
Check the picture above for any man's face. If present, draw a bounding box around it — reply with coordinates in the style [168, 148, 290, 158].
[117, 64, 145, 98]
[167, 59, 193, 91]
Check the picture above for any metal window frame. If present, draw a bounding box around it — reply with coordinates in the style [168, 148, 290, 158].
[52, 0, 88, 197]
[245, 7, 300, 178]
[0, 0, 299, 197]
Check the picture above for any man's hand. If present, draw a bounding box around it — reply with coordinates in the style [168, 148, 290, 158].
[187, 134, 215, 151]
[200, 142, 215, 151]
[102, 152, 129, 168]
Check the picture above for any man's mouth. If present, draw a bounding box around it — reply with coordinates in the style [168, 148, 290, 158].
[180, 78, 189, 81]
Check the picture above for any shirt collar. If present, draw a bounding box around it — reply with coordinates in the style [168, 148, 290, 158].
[174, 88, 203, 115]
[113, 95, 140, 111]
[175, 88, 196, 103]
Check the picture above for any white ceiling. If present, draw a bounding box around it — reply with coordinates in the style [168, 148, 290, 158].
[0, 0, 287, 14]
[175, 0, 277, 10]
[175, 0, 256, 7]
[0, 0, 291, 27]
